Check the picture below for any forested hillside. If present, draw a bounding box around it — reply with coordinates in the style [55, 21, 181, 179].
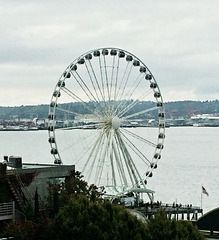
[0, 100, 219, 120]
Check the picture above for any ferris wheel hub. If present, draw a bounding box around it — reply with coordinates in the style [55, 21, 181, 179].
[111, 116, 121, 129]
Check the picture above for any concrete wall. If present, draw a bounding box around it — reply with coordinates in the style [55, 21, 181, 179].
[14, 164, 75, 203]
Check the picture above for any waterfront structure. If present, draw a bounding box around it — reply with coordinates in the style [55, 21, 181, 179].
[134, 202, 202, 221]
[1, 159, 75, 221]
[191, 114, 219, 126]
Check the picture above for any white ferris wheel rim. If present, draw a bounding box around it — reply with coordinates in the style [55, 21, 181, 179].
[48, 47, 165, 199]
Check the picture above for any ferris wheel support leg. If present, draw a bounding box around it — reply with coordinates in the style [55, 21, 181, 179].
[147, 192, 154, 203]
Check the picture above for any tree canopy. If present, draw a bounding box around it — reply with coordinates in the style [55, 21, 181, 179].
[1, 172, 205, 240]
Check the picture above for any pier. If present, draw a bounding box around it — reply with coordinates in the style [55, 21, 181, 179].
[134, 202, 203, 221]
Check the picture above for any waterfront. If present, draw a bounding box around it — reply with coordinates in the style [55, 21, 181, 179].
[0, 127, 218, 214]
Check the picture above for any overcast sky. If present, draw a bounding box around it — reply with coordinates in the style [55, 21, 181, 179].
[0, 0, 218, 106]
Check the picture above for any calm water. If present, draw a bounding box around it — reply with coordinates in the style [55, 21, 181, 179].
[0, 127, 218, 214]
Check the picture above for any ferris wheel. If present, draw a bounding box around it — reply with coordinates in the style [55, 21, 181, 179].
[48, 47, 165, 201]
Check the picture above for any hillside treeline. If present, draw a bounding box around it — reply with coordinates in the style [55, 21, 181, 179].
[0, 100, 219, 120]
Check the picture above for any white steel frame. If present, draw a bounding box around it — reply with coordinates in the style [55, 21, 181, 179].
[48, 48, 165, 201]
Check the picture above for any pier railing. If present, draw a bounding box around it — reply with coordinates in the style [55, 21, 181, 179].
[0, 201, 15, 221]
[135, 202, 202, 220]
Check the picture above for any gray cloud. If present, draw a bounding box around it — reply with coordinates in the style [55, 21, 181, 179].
[0, 0, 218, 106]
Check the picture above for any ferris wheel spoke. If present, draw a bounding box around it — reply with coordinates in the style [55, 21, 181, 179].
[122, 106, 159, 121]
[121, 128, 157, 147]
[95, 134, 110, 186]
[86, 59, 108, 109]
[115, 130, 140, 186]
[55, 105, 82, 119]
[119, 130, 152, 165]
[114, 135, 135, 187]
[119, 93, 151, 117]
[82, 131, 105, 182]
[114, 62, 130, 102]
[116, 130, 147, 186]
[112, 138, 128, 187]
[71, 71, 99, 103]
[70, 71, 107, 115]
[112, 57, 120, 102]
[111, 61, 133, 115]
[124, 74, 144, 100]
[116, 79, 151, 116]
[115, 62, 133, 103]
[62, 86, 84, 103]
[115, 89, 153, 118]
[109, 56, 120, 114]
[82, 130, 104, 170]
[55, 122, 102, 131]
[84, 61, 102, 103]
[89, 145, 105, 184]
[98, 57, 107, 104]
[62, 87, 102, 117]
[102, 55, 111, 104]
[111, 57, 130, 116]
[95, 131, 118, 189]
[106, 130, 117, 188]
[114, 131, 134, 187]
[100, 54, 118, 114]
[109, 58, 122, 116]
[57, 130, 100, 165]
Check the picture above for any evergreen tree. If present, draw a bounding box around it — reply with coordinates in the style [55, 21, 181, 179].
[148, 209, 205, 240]
[50, 195, 150, 240]
[34, 188, 39, 221]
